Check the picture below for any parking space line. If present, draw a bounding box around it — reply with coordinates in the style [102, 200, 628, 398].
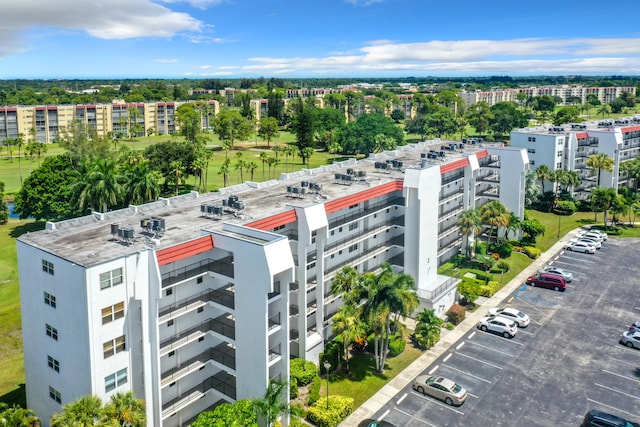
[595, 383, 640, 400]
[394, 407, 438, 426]
[468, 331, 476, 339]
[517, 329, 534, 335]
[379, 409, 390, 419]
[587, 398, 639, 419]
[480, 333, 525, 346]
[464, 339, 516, 357]
[601, 369, 638, 383]
[467, 392, 479, 399]
[443, 353, 452, 362]
[428, 365, 439, 375]
[442, 364, 492, 383]
[410, 392, 465, 415]
[454, 351, 504, 369]
[456, 342, 465, 350]
[396, 393, 407, 405]
[607, 357, 636, 367]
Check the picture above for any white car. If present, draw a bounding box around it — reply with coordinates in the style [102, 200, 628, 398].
[477, 315, 518, 338]
[488, 307, 530, 328]
[565, 241, 596, 254]
[569, 237, 601, 249]
[620, 331, 640, 349]
[538, 267, 573, 283]
[577, 230, 607, 241]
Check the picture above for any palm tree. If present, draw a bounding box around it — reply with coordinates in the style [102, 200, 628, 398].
[234, 151, 245, 183]
[75, 158, 122, 213]
[330, 265, 361, 306]
[169, 160, 184, 196]
[328, 141, 342, 164]
[535, 164, 553, 194]
[251, 379, 292, 427]
[457, 208, 482, 257]
[0, 402, 41, 426]
[218, 158, 231, 188]
[51, 395, 104, 427]
[331, 304, 364, 374]
[16, 133, 25, 185]
[124, 160, 161, 205]
[597, 104, 611, 118]
[259, 152, 268, 179]
[589, 186, 617, 228]
[103, 391, 146, 427]
[480, 201, 510, 243]
[247, 161, 258, 181]
[620, 158, 640, 195]
[413, 308, 443, 350]
[587, 153, 614, 186]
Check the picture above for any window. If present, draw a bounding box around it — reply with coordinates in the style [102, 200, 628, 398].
[49, 386, 61, 403]
[557, 151, 563, 157]
[103, 335, 126, 359]
[168, 351, 175, 357]
[105, 368, 128, 393]
[100, 267, 123, 290]
[44, 292, 57, 308]
[48, 355, 60, 372]
[348, 244, 358, 253]
[556, 162, 562, 169]
[527, 137, 537, 142]
[101, 302, 125, 324]
[42, 260, 54, 275]
[197, 277, 203, 284]
[167, 319, 174, 327]
[527, 148, 536, 154]
[46, 324, 58, 341]
[348, 203, 358, 209]
[273, 224, 285, 231]
[349, 222, 358, 231]
[165, 288, 173, 296]
[530, 160, 535, 166]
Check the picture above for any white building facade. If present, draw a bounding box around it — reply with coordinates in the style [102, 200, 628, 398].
[18, 141, 527, 426]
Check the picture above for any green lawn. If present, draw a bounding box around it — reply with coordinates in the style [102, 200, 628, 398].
[0, 219, 43, 407]
[324, 342, 423, 409]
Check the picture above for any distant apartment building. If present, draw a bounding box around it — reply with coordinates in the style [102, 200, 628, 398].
[510, 115, 640, 199]
[18, 140, 528, 426]
[0, 100, 220, 144]
[460, 85, 636, 107]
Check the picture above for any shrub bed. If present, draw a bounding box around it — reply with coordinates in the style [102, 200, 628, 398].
[307, 396, 354, 427]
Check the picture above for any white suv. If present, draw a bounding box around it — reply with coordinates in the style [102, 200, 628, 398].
[477, 315, 518, 338]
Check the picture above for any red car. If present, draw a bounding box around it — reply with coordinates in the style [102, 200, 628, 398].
[526, 272, 566, 292]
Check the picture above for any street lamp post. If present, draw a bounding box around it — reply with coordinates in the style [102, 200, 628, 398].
[323, 360, 331, 409]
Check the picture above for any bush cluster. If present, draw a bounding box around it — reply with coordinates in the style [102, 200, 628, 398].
[290, 358, 318, 386]
[479, 280, 501, 297]
[488, 241, 513, 258]
[523, 246, 541, 259]
[388, 335, 406, 357]
[306, 375, 322, 406]
[307, 396, 354, 427]
[446, 304, 466, 325]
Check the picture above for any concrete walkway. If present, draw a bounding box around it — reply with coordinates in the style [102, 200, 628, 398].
[340, 228, 584, 426]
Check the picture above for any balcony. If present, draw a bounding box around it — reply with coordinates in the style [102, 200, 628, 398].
[159, 286, 235, 321]
[441, 172, 465, 185]
[159, 316, 235, 355]
[161, 344, 236, 386]
[268, 313, 281, 331]
[268, 343, 282, 362]
[161, 256, 234, 288]
[161, 371, 236, 418]
[328, 197, 404, 230]
[417, 276, 459, 301]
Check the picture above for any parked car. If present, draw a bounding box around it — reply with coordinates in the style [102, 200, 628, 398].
[581, 409, 640, 427]
[477, 315, 518, 338]
[620, 331, 640, 349]
[577, 231, 606, 242]
[578, 229, 608, 240]
[526, 272, 567, 291]
[538, 267, 573, 282]
[629, 321, 640, 332]
[565, 241, 597, 254]
[570, 237, 602, 249]
[359, 420, 398, 427]
[412, 375, 468, 406]
[488, 307, 530, 327]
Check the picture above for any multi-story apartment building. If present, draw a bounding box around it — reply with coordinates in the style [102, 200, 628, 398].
[17, 140, 527, 427]
[460, 85, 636, 107]
[0, 101, 220, 144]
[510, 115, 640, 199]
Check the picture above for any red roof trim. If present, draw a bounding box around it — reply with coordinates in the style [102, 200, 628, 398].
[476, 150, 488, 159]
[622, 125, 640, 133]
[156, 235, 214, 266]
[576, 132, 589, 139]
[246, 209, 297, 231]
[324, 180, 403, 214]
[440, 158, 469, 174]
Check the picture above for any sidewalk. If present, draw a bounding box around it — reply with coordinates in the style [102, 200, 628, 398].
[340, 229, 582, 426]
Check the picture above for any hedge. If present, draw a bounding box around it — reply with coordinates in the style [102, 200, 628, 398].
[479, 280, 501, 297]
[523, 246, 541, 259]
[307, 396, 354, 427]
[290, 358, 318, 386]
[388, 336, 406, 357]
[306, 375, 322, 406]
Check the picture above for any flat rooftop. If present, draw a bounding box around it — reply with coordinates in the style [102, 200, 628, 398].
[512, 115, 640, 136]
[19, 139, 501, 268]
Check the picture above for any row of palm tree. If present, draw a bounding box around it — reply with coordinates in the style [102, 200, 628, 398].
[457, 200, 516, 256]
[330, 263, 419, 373]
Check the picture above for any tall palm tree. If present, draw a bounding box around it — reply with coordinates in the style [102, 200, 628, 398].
[251, 379, 292, 427]
[16, 133, 25, 186]
[247, 161, 258, 181]
[51, 395, 104, 427]
[457, 208, 482, 257]
[480, 200, 510, 243]
[330, 265, 361, 305]
[331, 304, 365, 374]
[169, 160, 184, 196]
[103, 391, 146, 427]
[620, 158, 640, 195]
[259, 152, 268, 179]
[124, 160, 161, 205]
[589, 186, 617, 228]
[75, 158, 122, 213]
[587, 153, 614, 186]
[535, 164, 553, 194]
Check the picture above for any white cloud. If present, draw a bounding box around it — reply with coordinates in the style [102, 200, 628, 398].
[241, 37, 640, 75]
[155, 58, 179, 63]
[0, 0, 203, 57]
[159, 0, 224, 9]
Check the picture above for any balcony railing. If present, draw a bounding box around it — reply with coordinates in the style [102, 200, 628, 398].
[159, 316, 235, 354]
[417, 276, 459, 301]
[268, 313, 281, 330]
[268, 344, 281, 361]
[159, 286, 234, 320]
[161, 256, 234, 288]
[161, 344, 236, 386]
[328, 197, 404, 230]
[161, 371, 236, 416]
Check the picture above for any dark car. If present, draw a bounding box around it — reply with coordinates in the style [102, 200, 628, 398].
[358, 420, 398, 427]
[526, 272, 566, 291]
[582, 409, 640, 427]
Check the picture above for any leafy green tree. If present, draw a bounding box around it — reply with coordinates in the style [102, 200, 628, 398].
[290, 98, 316, 163]
[620, 157, 640, 195]
[58, 120, 110, 166]
[74, 158, 123, 213]
[144, 140, 197, 192]
[0, 402, 41, 426]
[390, 109, 405, 123]
[520, 218, 545, 243]
[589, 186, 618, 228]
[252, 379, 294, 427]
[458, 208, 482, 257]
[553, 106, 580, 125]
[535, 164, 553, 194]
[336, 113, 404, 155]
[404, 114, 427, 139]
[610, 98, 626, 114]
[586, 153, 614, 186]
[14, 155, 82, 220]
[490, 102, 529, 137]
[103, 391, 146, 427]
[423, 106, 457, 138]
[531, 95, 556, 123]
[175, 103, 201, 144]
[413, 309, 443, 350]
[467, 101, 493, 137]
[213, 109, 253, 154]
[257, 117, 280, 148]
[524, 170, 541, 207]
[332, 303, 365, 374]
[0, 181, 8, 224]
[192, 400, 258, 427]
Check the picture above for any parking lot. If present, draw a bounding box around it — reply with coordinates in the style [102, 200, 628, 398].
[370, 237, 640, 426]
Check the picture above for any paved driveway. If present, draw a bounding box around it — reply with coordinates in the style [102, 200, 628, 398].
[352, 237, 640, 427]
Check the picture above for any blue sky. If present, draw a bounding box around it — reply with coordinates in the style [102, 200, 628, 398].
[2, 0, 640, 79]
